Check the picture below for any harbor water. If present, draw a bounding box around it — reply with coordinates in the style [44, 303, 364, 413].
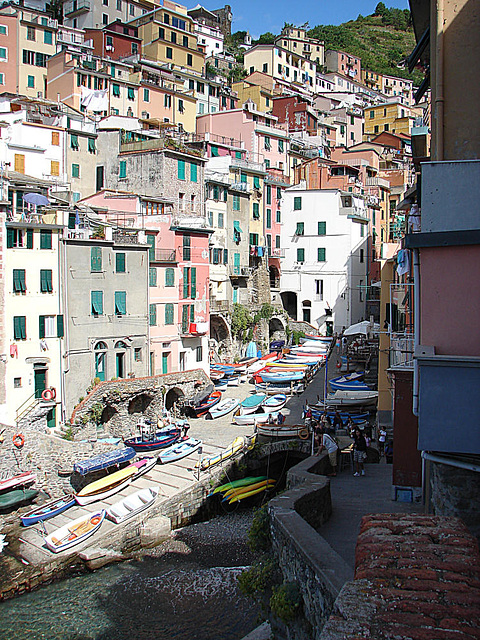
[0, 511, 263, 640]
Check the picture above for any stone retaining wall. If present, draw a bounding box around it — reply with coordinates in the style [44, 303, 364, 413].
[268, 454, 352, 640]
[320, 514, 480, 639]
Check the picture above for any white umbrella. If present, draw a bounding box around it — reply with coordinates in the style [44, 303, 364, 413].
[344, 321, 372, 336]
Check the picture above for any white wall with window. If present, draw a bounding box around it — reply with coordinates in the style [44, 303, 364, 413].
[280, 187, 369, 332]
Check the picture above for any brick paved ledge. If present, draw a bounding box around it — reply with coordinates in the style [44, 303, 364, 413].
[320, 514, 480, 639]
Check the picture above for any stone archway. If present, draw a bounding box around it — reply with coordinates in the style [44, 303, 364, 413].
[210, 313, 232, 357]
[281, 291, 297, 319]
[128, 393, 154, 415]
[269, 316, 286, 343]
[269, 265, 280, 288]
[100, 405, 117, 426]
[165, 387, 185, 411]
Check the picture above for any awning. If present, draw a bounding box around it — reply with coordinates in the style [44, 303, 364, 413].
[344, 321, 372, 336]
[233, 221, 242, 233]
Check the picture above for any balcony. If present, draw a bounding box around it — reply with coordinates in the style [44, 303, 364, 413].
[151, 248, 177, 262]
[178, 321, 209, 336]
[210, 299, 231, 314]
[269, 247, 285, 258]
[366, 177, 391, 189]
[64, 0, 91, 17]
[230, 156, 265, 174]
[230, 265, 251, 277]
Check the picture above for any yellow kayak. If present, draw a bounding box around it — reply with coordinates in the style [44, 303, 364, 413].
[222, 479, 276, 500]
[229, 482, 276, 503]
[197, 435, 256, 471]
[75, 466, 138, 506]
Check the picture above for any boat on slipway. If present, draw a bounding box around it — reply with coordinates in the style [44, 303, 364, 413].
[44, 510, 106, 553]
[239, 393, 267, 415]
[261, 394, 287, 412]
[196, 435, 256, 471]
[21, 494, 76, 527]
[0, 489, 39, 511]
[124, 428, 182, 452]
[106, 487, 159, 524]
[0, 471, 36, 492]
[73, 448, 136, 475]
[256, 424, 309, 439]
[74, 466, 138, 506]
[207, 398, 240, 419]
[232, 409, 278, 426]
[157, 437, 202, 464]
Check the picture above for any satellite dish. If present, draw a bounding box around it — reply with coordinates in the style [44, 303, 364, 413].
[201, 249, 208, 259]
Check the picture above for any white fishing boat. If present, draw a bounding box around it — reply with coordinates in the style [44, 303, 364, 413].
[256, 424, 308, 439]
[106, 487, 159, 524]
[226, 375, 240, 387]
[233, 409, 278, 426]
[157, 438, 202, 464]
[261, 394, 287, 412]
[44, 510, 106, 553]
[323, 389, 378, 407]
[239, 393, 267, 415]
[207, 398, 240, 419]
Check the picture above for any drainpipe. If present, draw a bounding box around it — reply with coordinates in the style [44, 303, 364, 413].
[412, 248, 420, 416]
[435, 0, 445, 161]
[422, 451, 480, 474]
[60, 235, 69, 424]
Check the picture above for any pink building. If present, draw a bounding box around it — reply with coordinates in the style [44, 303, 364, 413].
[196, 100, 289, 174]
[325, 49, 361, 81]
[79, 189, 211, 376]
[264, 167, 289, 295]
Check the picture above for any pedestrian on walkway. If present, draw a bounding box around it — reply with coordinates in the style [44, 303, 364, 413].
[378, 428, 387, 456]
[316, 427, 339, 476]
[333, 411, 343, 432]
[353, 428, 367, 477]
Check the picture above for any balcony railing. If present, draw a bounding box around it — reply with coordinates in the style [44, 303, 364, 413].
[269, 247, 285, 258]
[151, 248, 177, 262]
[64, 0, 91, 16]
[389, 333, 414, 368]
[210, 299, 231, 313]
[366, 177, 390, 189]
[230, 156, 264, 173]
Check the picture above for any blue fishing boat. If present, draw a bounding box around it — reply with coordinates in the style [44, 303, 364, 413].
[74, 447, 136, 476]
[329, 379, 372, 392]
[257, 370, 305, 384]
[240, 393, 267, 415]
[21, 494, 76, 527]
[124, 428, 181, 452]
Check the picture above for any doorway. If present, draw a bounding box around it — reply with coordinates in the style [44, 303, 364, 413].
[34, 365, 47, 399]
[162, 352, 169, 374]
[116, 352, 125, 379]
[46, 406, 56, 428]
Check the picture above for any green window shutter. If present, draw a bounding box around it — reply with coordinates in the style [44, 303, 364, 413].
[190, 267, 196, 299]
[165, 303, 174, 325]
[233, 195, 240, 211]
[235, 151, 241, 159]
[146, 234, 155, 262]
[266, 209, 271, 228]
[213, 185, 219, 200]
[113, 83, 120, 97]
[253, 202, 259, 219]
[234, 253, 240, 273]
[57, 314, 64, 338]
[278, 139, 284, 152]
[115, 291, 126, 315]
[27, 228, 34, 249]
[266, 185, 271, 204]
[40, 230, 52, 249]
[70, 134, 79, 149]
[183, 267, 189, 298]
[317, 247, 326, 262]
[119, 160, 127, 178]
[149, 267, 157, 286]
[190, 304, 195, 322]
[190, 162, 198, 182]
[14, 316, 26, 340]
[128, 87, 135, 100]
[318, 221, 326, 236]
[296, 222, 304, 235]
[13, 269, 26, 293]
[294, 196, 302, 210]
[223, 248, 228, 264]
[211, 145, 219, 157]
[253, 176, 260, 189]
[116, 252, 126, 273]
[72, 163, 80, 178]
[91, 291, 103, 315]
[297, 248, 305, 262]
[144, 88, 150, 102]
[240, 172, 247, 184]
[178, 160, 185, 180]
[7, 227, 14, 248]
[165, 268, 175, 287]
[40, 269, 53, 292]
[149, 304, 157, 326]
[88, 137, 96, 153]
[91, 246, 102, 272]
[223, 188, 228, 202]
[181, 305, 189, 332]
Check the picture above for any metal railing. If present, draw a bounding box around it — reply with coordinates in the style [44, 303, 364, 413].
[152, 248, 177, 262]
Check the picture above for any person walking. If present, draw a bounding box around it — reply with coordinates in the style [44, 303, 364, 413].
[378, 428, 387, 456]
[353, 428, 367, 477]
[316, 427, 339, 476]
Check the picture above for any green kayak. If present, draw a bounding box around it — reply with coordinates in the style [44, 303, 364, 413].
[211, 476, 268, 496]
[0, 489, 39, 511]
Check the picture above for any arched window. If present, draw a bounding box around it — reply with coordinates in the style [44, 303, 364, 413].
[114, 341, 127, 349]
[94, 341, 107, 350]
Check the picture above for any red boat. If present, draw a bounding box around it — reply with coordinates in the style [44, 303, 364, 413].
[194, 391, 222, 417]
[0, 471, 36, 493]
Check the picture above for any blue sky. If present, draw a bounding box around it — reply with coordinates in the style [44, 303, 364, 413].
[201, 1, 410, 39]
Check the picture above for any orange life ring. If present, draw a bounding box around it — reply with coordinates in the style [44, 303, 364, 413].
[50, 387, 56, 400]
[298, 429, 310, 440]
[41, 388, 53, 401]
[13, 433, 25, 448]
[336, 362, 341, 369]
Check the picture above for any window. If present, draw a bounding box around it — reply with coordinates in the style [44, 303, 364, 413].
[149, 304, 157, 326]
[116, 252, 126, 273]
[91, 291, 103, 315]
[165, 303, 174, 325]
[276, 210, 281, 223]
[13, 269, 26, 293]
[13, 316, 26, 340]
[370, 110, 374, 119]
[158, 26, 165, 39]
[27, 27, 35, 41]
[149, 267, 157, 286]
[165, 268, 175, 287]
[295, 222, 304, 235]
[112, 83, 120, 97]
[297, 248, 305, 263]
[196, 345, 203, 362]
[178, 99, 184, 113]
[119, 160, 127, 178]
[264, 135, 271, 150]
[102, 13, 108, 25]
[27, 75, 35, 88]
[51, 131, 60, 146]
[134, 347, 142, 362]
[374, 125, 379, 134]
[278, 139, 284, 152]
[143, 88, 150, 102]
[183, 35, 188, 47]
[177, 160, 185, 180]
[71, 163, 80, 178]
[315, 279, 323, 300]
[359, 279, 364, 302]
[0, 47, 6, 60]
[266, 209, 271, 228]
[166, 47, 173, 59]
[384, 123, 389, 131]
[70, 134, 79, 150]
[318, 221, 326, 235]
[252, 203, 259, 219]
[264, 159, 270, 169]
[171, 31, 176, 44]
[115, 291, 126, 316]
[249, 233, 259, 246]
[91, 246, 102, 272]
[253, 175, 260, 189]
[317, 247, 326, 262]
[40, 269, 53, 293]
[0, 73, 4, 85]
[183, 234, 191, 261]
[360, 248, 364, 263]
[266, 184, 271, 204]
[39, 315, 56, 338]
[164, 94, 171, 108]
[187, 54, 192, 66]
[127, 87, 135, 100]
[190, 162, 197, 182]
[129, 3, 134, 15]
[216, 211, 224, 229]
[44, 30, 52, 45]
[293, 196, 302, 210]
[40, 229, 52, 250]
[223, 248, 228, 264]
[0, 25, 6, 35]
[14, 377, 21, 388]
[263, 63, 268, 73]
[233, 195, 240, 211]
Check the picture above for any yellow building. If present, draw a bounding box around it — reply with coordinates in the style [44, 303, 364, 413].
[275, 26, 324, 67]
[363, 101, 421, 139]
[130, 1, 205, 76]
[362, 70, 413, 105]
[232, 80, 274, 113]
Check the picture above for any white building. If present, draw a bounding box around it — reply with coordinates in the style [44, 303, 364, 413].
[280, 186, 369, 334]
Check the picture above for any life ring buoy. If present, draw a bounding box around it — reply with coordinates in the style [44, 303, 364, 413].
[50, 387, 56, 400]
[298, 429, 310, 440]
[41, 388, 54, 401]
[336, 362, 341, 369]
[13, 433, 25, 448]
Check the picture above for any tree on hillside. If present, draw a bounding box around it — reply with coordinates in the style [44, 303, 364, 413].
[254, 32, 277, 45]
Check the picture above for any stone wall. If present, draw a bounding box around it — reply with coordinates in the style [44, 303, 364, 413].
[320, 514, 480, 639]
[70, 368, 211, 438]
[268, 454, 352, 640]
